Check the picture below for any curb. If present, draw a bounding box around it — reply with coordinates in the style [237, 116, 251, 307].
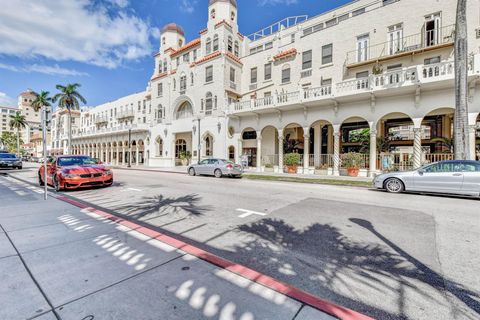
[109, 166, 186, 175]
[6, 173, 373, 320]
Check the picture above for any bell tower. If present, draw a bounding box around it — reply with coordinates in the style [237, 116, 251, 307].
[160, 23, 186, 50]
[208, 0, 238, 28]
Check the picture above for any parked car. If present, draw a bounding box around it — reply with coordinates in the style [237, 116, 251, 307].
[187, 158, 243, 178]
[31, 157, 39, 163]
[38, 155, 113, 191]
[374, 160, 480, 197]
[0, 153, 22, 169]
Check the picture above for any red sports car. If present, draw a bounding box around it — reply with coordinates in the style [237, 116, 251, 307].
[38, 155, 113, 191]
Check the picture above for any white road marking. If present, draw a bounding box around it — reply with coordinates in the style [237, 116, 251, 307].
[125, 187, 143, 192]
[236, 208, 267, 218]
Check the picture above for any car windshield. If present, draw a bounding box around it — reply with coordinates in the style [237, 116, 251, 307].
[57, 156, 97, 167]
[0, 154, 16, 159]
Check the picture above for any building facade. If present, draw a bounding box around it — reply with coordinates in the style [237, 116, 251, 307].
[67, 0, 480, 175]
[17, 89, 42, 145]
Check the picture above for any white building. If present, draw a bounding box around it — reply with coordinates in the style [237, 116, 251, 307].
[68, 0, 480, 175]
[17, 89, 42, 145]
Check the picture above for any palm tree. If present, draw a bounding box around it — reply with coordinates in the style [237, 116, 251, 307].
[431, 137, 454, 153]
[9, 112, 27, 157]
[454, 0, 469, 159]
[52, 83, 86, 154]
[31, 91, 52, 112]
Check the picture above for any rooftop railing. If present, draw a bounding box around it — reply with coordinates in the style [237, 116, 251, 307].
[247, 15, 308, 42]
[346, 25, 455, 65]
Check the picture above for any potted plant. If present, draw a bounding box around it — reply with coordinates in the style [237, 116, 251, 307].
[179, 150, 191, 166]
[284, 153, 301, 174]
[342, 152, 365, 177]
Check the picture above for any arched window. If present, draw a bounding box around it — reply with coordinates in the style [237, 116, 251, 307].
[180, 73, 187, 92]
[162, 37, 166, 45]
[190, 72, 194, 86]
[227, 36, 233, 52]
[173, 78, 176, 91]
[234, 41, 239, 57]
[178, 39, 183, 47]
[156, 137, 163, 157]
[206, 38, 212, 54]
[176, 102, 193, 120]
[228, 146, 235, 160]
[163, 59, 167, 72]
[231, 11, 236, 21]
[213, 34, 219, 51]
[210, 9, 216, 19]
[282, 64, 291, 84]
[205, 92, 213, 115]
[205, 136, 212, 156]
[175, 139, 187, 158]
[157, 104, 164, 120]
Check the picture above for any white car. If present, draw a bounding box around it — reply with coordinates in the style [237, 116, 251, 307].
[374, 160, 480, 197]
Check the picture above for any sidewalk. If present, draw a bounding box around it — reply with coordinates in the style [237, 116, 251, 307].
[109, 165, 372, 183]
[0, 175, 371, 320]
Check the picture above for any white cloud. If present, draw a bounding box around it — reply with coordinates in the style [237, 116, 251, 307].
[258, 0, 298, 6]
[0, 0, 153, 69]
[0, 92, 16, 107]
[180, 0, 197, 13]
[0, 62, 88, 76]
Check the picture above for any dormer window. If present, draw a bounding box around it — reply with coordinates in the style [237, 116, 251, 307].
[178, 39, 183, 47]
[211, 9, 216, 19]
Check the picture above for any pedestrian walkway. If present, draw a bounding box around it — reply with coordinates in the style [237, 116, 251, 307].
[0, 175, 368, 320]
[109, 165, 372, 182]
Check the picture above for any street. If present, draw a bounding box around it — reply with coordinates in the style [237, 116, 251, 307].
[5, 163, 480, 320]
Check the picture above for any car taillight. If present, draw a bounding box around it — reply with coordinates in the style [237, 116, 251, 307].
[226, 164, 233, 169]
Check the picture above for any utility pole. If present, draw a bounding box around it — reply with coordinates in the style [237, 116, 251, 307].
[41, 106, 49, 200]
[127, 128, 132, 168]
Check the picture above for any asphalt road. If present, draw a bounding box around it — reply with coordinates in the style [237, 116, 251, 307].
[7, 164, 480, 320]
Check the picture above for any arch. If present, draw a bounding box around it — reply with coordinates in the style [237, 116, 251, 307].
[421, 107, 455, 121]
[241, 127, 257, 139]
[155, 136, 163, 157]
[175, 101, 194, 120]
[175, 139, 187, 158]
[283, 123, 304, 154]
[205, 92, 213, 115]
[228, 145, 235, 161]
[227, 36, 233, 52]
[340, 117, 370, 154]
[374, 112, 414, 128]
[213, 34, 219, 51]
[206, 37, 212, 54]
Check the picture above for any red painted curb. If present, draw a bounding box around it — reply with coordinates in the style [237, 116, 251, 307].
[55, 195, 374, 320]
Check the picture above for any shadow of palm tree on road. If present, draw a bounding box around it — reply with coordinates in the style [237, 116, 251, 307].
[113, 194, 211, 220]
[229, 218, 479, 320]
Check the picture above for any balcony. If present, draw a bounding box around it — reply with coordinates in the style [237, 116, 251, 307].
[228, 58, 477, 115]
[346, 24, 455, 67]
[116, 109, 135, 119]
[72, 123, 149, 138]
[94, 116, 108, 124]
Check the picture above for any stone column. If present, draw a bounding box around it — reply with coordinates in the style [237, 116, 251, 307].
[116, 147, 120, 165]
[369, 129, 377, 177]
[314, 124, 323, 167]
[278, 128, 284, 172]
[333, 130, 340, 176]
[237, 139, 243, 164]
[109, 147, 114, 165]
[469, 125, 477, 160]
[303, 128, 310, 173]
[122, 147, 126, 165]
[136, 146, 140, 165]
[327, 126, 333, 154]
[413, 127, 422, 168]
[256, 131, 262, 172]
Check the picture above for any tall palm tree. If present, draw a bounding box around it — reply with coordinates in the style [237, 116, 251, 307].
[52, 83, 86, 154]
[31, 91, 52, 112]
[454, 0, 469, 159]
[9, 112, 27, 157]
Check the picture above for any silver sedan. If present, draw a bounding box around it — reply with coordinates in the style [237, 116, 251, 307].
[187, 158, 243, 178]
[374, 160, 480, 197]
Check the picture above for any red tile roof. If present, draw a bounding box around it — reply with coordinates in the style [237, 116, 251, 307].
[193, 51, 222, 66]
[237, 32, 244, 40]
[150, 72, 168, 81]
[225, 52, 242, 65]
[215, 20, 232, 29]
[273, 48, 297, 60]
[199, 28, 208, 35]
[170, 38, 201, 57]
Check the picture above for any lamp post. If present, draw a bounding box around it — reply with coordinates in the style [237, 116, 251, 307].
[127, 128, 132, 168]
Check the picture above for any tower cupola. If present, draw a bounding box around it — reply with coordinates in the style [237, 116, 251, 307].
[160, 23, 186, 50]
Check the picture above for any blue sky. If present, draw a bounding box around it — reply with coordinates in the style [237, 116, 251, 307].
[0, 0, 352, 108]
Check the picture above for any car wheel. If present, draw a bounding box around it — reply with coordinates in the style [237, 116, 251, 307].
[54, 175, 62, 192]
[17, 166, 22, 170]
[384, 178, 404, 193]
[188, 168, 196, 176]
[38, 173, 44, 186]
[214, 169, 222, 178]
